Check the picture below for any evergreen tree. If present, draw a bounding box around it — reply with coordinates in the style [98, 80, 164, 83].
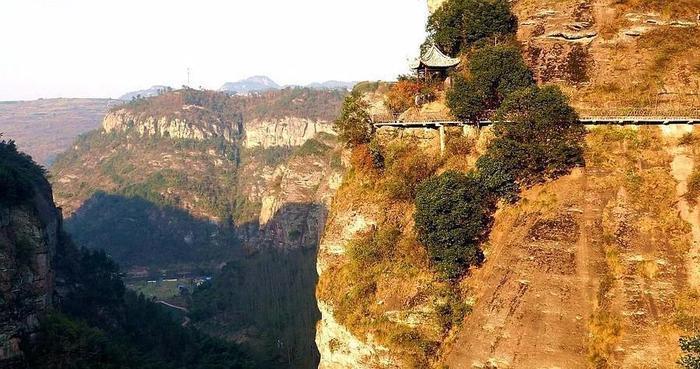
[680, 335, 700, 369]
[414, 171, 496, 279]
[427, 0, 517, 55]
[485, 85, 585, 186]
[334, 91, 373, 147]
[447, 45, 534, 121]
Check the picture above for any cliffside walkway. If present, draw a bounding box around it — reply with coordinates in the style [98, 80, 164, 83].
[371, 108, 700, 153]
[371, 108, 700, 127]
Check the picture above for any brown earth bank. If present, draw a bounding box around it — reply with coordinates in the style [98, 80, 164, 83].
[444, 125, 700, 368]
[316, 125, 700, 369]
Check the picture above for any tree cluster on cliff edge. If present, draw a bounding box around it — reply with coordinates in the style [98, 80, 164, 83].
[480, 85, 585, 190]
[0, 139, 46, 206]
[414, 171, 496, 279]
[334, 91, 373, 147]
[418, 52, 584, 281]
[447, 45, 534, 122]
[427, 0, 517, 56]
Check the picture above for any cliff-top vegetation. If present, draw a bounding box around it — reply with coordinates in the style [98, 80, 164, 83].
[0, 137, 46, 206]
[323, 0, 587, 365]
[0, 140, 252, 369]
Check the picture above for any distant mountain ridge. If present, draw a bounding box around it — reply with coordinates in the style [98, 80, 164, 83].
[305, 80, 357, 90]
[219, 76, 356, 95]
[119, 85, 172, 101]
[118, 77, 355, 100]
[219, 76, 280, 94]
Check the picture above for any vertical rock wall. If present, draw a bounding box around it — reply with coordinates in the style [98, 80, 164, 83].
[0, 180, 60, 366]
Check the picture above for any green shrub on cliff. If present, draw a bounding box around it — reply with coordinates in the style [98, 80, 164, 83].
[446, 74, 487, 122]
[334, 92, 373, 147]
[414, 171, 495, 279]
[296, 138, 331, 157]
[468, 45, 534, 108]
[447, 45, 534, 121]
[680, 335, 700, 369]
[475, 153, 520, 202]
[487, 85, 585, 186]
[427, 0, 517, 55]
[0, 139, 46, 206]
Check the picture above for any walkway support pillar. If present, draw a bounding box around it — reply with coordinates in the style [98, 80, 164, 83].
[439, 125, 446, 155]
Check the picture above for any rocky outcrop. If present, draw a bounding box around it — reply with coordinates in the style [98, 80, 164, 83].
[103, 108, 240, 142]
[238, 137, 342, 250]
[316, 302, 396, 369]
[243, 117, 335, 149]
[315, 208, 398, 369]
[0, 176, 60, 365]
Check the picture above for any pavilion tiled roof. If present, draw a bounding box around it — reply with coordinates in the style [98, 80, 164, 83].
[409, 44, 460, 69]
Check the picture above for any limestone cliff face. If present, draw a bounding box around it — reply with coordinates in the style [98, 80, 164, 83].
[316, 301, 397, 369]
[0, 175, 60, 364]
[103, 108, 240, 143]
[238, 135, 343, 251]
[243, 117, 335, 149]
[240, 117, 338, 247]
[315, 206, 399, 369]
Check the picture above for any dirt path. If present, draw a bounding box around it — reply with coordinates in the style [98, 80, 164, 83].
[157, 300, 190, 327]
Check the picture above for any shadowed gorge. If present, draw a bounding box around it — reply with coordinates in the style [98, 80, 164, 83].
[0, 139, 251, 368]
[191, 203, 325, 369]
[65, 192, 242, 271]
[47, 87, 344, 368]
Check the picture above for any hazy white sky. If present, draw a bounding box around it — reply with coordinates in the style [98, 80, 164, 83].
[0, 0, 429, 101]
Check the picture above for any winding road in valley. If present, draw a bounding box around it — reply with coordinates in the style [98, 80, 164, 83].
[157, 301, 191, 327]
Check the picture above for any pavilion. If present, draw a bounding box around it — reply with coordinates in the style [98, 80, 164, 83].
[409, 44, 461, 81]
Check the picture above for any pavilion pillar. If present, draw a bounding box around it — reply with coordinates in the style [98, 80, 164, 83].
[439, 125, 446, 155]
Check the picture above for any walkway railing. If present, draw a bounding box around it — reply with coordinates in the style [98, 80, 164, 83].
[371, 108, 700, 126]
[372, 108, 700, 154]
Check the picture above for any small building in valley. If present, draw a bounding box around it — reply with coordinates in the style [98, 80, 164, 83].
[409, 44, 460, 81]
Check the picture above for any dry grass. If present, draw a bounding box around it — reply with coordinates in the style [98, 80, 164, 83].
[685, 169, 700, 206]
[674, 290, 700, 332]
[585, 126, 694, 367]
[317, 135, 483, 368]
[588, 311, 623, 368]
[612, 0, 700, 17]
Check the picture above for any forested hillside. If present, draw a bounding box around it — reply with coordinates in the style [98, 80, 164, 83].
[48, 87, 346, 368]
[51, 87, 344, 274]
[0, 139, 251, 368]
